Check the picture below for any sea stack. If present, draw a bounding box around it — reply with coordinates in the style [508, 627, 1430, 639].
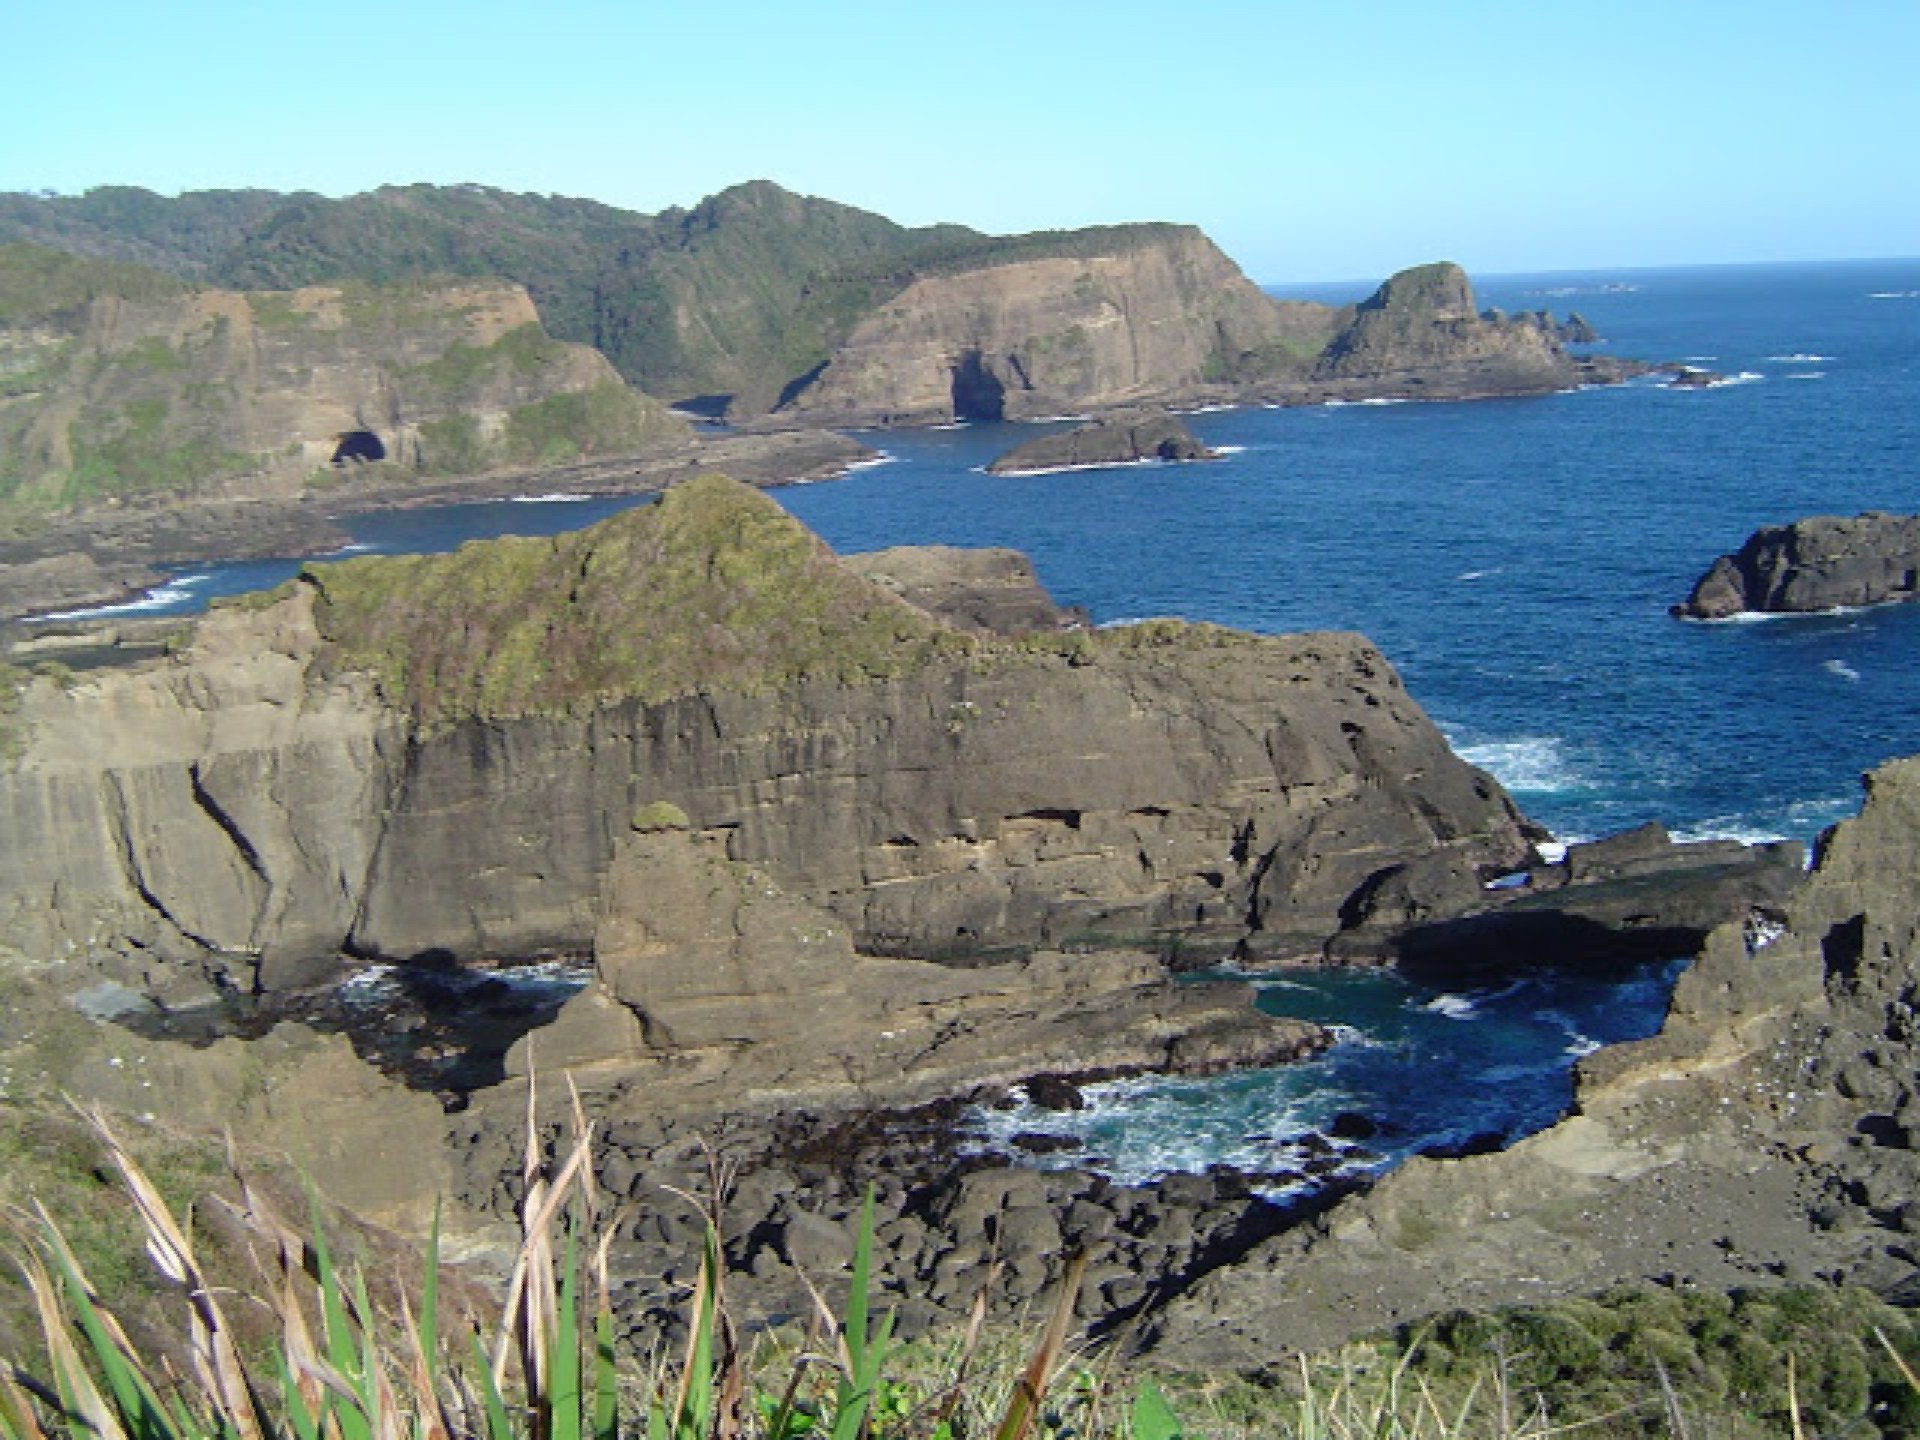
[985, 408, 1219, 474]
[1673, 512, 1920, 618]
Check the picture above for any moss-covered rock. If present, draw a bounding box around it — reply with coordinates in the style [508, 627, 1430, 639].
[304, 474, 970, 724]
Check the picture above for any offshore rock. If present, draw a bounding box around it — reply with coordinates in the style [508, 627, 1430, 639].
[984, 408, 1219, 474]
[1141, 757, 1920, 1364]
[1310, 262, 1576, 398]
[1673, 512, 1920, 618]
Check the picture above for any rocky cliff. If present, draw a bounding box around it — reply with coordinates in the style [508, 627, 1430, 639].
[1673, 512, 1920, 618]
[1143, 756, 1920, 1364]
[0, 476, 1532, 1002]
[775, 227, 1333, 425]
[0, 245, 687, 522]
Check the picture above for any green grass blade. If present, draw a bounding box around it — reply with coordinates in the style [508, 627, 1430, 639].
[591, 1306, 618, 1440]
[469, 1335, 517, 1440]
[419, 1203, 442, 1396]
[273, 1354, 324, 1440]
[550, 1221, 583, 1440]
[38, 1219, 172, 1440]
[1131, 1381, 1183, 1440]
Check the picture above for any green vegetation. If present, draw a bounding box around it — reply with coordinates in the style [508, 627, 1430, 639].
[9, 1103, 1920, 1440]
[0, 184, 1237, 415]
[0, 244, 188, 328]
[305, 475, 971, 726]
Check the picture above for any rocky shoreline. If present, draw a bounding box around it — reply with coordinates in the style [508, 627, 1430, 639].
[0, 477, 1856, 1366]
[0, 429, 872, 631]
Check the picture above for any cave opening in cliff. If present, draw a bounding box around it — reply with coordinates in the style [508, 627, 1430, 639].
[950, 352, 1006, 422]
[332, 430, 387, 465]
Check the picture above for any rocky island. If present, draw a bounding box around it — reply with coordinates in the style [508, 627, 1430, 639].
[984, 408, 1219, 474]
[1673, 511, 1920, 618]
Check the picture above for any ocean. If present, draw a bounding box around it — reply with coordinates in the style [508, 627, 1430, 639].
[66, 258, 1920, 1188]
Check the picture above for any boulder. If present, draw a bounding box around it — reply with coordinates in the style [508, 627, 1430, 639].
[1673, 512, 1920, 618]
[984, 409, 1219, 475]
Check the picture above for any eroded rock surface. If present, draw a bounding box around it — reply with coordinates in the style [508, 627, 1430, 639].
[1674, 512, 1920, 618]
[1141, 756, 1920, 1365]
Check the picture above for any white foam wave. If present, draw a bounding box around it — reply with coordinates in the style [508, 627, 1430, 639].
[1786, 372, 1826, 381]
[1869, 291, 1920, 300]
[38, 574, 213, 621]
[1455, 567, 1499, 582]
[1766, 353, 1834, 363]
[845, 451, 898, 471]
[1563, 1033, 1603, 1058]
[1453, 736, 1581, 796]
[1424, 994, 1479, 1021]
[508, 491, 591, 503]
[1706, 371, 1765, 388]
[1823, 658, 1862, 682]
[1683, 354, 1719, 363]
[927, 421, 971, 431]
[1212, 444, 1247, 456]
[1173, 402, 1239, 415]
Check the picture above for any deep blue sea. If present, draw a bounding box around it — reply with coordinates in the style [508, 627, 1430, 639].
[64, 259, 1920, 1185]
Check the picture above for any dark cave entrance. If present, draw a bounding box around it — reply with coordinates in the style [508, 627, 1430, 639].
[332, 430, 387, 465]
[950, 352, 1007, 422]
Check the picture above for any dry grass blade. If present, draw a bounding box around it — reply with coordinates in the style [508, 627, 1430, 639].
[928, 1261, 1000, 1434]
[1877, 1326, 1920, 1393]
[77, 1105, 266, 1440]
[991, 1250, 1088, 1440]
[490, 1120, 595, 1390]
[17, 1242, 128, 1440]
[1786, 1349, 1804, 1440]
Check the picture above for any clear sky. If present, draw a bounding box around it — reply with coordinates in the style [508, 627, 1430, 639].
[11, 0, 1917, 284]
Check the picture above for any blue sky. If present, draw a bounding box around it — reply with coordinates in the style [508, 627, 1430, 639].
[12, 1, 1917, 283]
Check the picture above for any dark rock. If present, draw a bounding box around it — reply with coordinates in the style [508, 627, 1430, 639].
[1327, 1111, 1380, 1141]
[1672, 512, 1920, 618]
[986, 408, 1219, 475]
[1383, 827, 1805, 980]
[1665, 365, 1724, 388]
[1010, 1132, 1084, 1155]
[1416, 1130, 1507, 1160]
[1023, 1074, 1088, 1111]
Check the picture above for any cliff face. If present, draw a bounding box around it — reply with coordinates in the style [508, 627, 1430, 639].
[1674, 512, 1920, 618]
[777, 229, 1338, 425]
[1145, 756, 1920, 1363]
[0, 477, 1530, 999]
[0, 249, 687, 518]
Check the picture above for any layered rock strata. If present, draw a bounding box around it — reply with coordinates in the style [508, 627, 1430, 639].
[0, 476, 1533, 1001]
[985, 409, 1218, 475]
[1673, 512, 1920, 618]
